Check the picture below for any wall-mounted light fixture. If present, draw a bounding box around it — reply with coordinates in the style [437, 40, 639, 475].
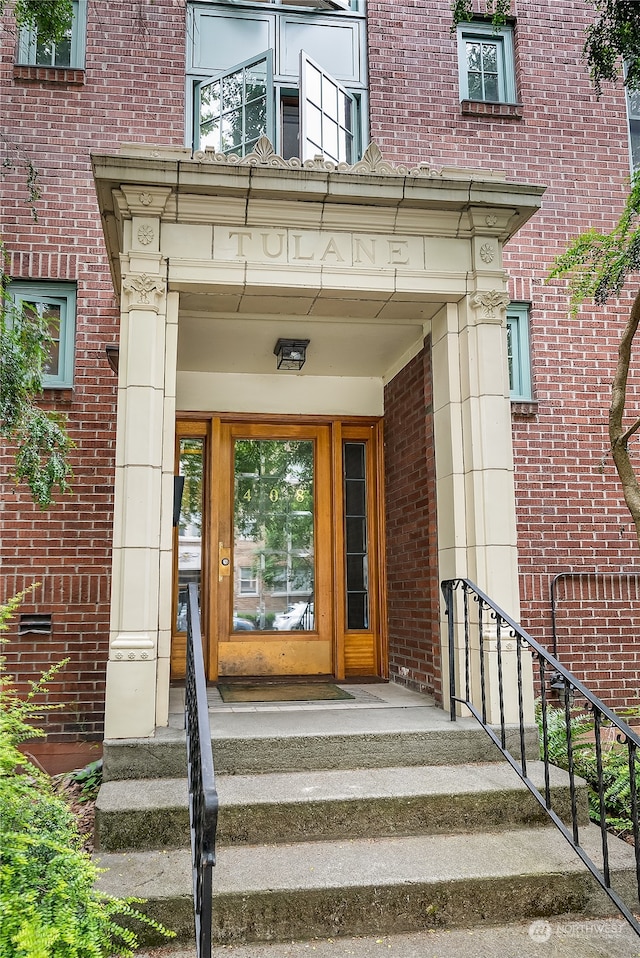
[274, 338, 310, 371]
[105, 345, 120, 374]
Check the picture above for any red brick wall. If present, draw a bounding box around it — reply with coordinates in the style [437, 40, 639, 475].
[369, 0, 640, 709]
[0, 0, 186, 740]
[3, 0, 640, 735]
[384, 344, 441, 701]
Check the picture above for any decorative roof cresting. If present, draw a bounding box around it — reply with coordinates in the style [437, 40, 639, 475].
[192, 137, 441, 178]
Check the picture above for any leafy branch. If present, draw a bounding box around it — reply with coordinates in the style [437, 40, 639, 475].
[549, 173, 640, 546]
[1, 257, 74, 508]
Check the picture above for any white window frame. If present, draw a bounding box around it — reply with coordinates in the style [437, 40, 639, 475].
[187, 2, 367, 158]
[457, 20, 517, 104]
[8, 282, 76, 389]
[238, 566, 259, 595]
[16, 0, 87, 69]
[299, 51, 355, 162]
[506, 302, 532, 402]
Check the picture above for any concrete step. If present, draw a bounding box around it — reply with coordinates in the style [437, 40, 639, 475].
[95, 825, 637, 946]
[95, 761, 589, 851]
[102, 707, 539, 780]
[135, 919, 640, 958]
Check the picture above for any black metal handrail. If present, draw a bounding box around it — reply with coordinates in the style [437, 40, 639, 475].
[442, 576, 640, 936]
[186, 582, 219, 958]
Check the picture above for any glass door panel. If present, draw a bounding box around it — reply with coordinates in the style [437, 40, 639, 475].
[176, 436, 204, 632]
[217, 422, 332, 678]
[233, 438, 315, 632]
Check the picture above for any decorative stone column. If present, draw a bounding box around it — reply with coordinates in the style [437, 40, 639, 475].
[104, 188, 176, 739]
[432, 231, 534, 724]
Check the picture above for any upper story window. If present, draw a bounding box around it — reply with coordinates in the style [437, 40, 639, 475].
[506, 302, 532, 402]
[7, 282, 77, 389]
[16, 0, 87, 69]
[457, 21, 517, 104]
[627, 86, 640, 172]
[188, 1, 367, 162]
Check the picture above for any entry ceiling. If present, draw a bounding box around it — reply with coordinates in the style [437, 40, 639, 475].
[177, 294, 442, 379]
[178, 311, 436, 379]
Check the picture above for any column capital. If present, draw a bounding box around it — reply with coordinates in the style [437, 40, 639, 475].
[469, 290, 510, 323]
[122, 270, 167, 313]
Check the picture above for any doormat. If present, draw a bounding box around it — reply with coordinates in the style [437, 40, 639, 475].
[217, 682, 355, 703]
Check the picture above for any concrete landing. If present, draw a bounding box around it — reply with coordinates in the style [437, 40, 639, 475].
[103, 698, 538, 780]
[136, 920, 640, 958]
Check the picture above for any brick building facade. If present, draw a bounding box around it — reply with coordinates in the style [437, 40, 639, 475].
[1, 0, 638, 745]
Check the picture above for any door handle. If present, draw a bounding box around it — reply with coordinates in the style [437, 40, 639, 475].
[219, 542, 231, 580]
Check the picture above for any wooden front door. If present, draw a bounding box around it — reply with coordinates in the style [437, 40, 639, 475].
[215, 422, 333, 678]
[171, 416, 387, 683]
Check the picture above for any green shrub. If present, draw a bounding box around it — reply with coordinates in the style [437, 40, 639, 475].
[0, 589, 174, 958]
[537, 702, 640, 838]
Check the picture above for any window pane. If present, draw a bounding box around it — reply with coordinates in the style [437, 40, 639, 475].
[222, 111, 243, 151]
[245, 62, 267, 102]
[176, 438, 204, 632]
[323, 117, 339, 161]
[506, 321, 514, 391]
[222, 71, 243, 112]
[484, 74, 499, 101]
[200, 117, 220, 151]
[201, 79, 221, 118]
[466, 42, 481, 73]
[344, 442, 369, 630]
[467, 72, 483, 100]
[306, 63, 323, 105]
[481, 43, 497, 73]
[246, 97, 267, 141]
[233, 439, 315, 632]
[307, 103, 323, 150]
[35, 40, 55, 66]
[322, 75, 338, 119]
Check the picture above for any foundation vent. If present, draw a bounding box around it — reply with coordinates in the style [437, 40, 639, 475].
[19, 613, 52, 635]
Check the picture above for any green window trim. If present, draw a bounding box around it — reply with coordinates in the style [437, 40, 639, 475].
[16, 0, 87, 69]
[506, 302, 532, 402]
[8, 282, 77, 389]
[456, 20, 517, 105]
[627, 86, 640, 172]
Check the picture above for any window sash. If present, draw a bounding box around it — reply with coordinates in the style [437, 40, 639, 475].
[195, 50, 275, 154]
[8, 283, 76, 388]
[195, 47, 358, 163]
[299, 50, 355, 162]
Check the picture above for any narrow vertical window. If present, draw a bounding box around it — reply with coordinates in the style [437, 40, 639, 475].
[343, 441, 369, 629]
[176, 437, 204, 632]
[627, 86, 640, 172]
[8, 282, 76, 388]
[506, 302, 532, 401]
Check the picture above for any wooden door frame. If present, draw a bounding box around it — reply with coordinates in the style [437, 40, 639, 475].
[214, 420, 333, 679]
[172, 412, 387, 682]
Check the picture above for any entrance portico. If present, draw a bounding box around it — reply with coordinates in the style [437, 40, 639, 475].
[92, 140, 544, 740]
